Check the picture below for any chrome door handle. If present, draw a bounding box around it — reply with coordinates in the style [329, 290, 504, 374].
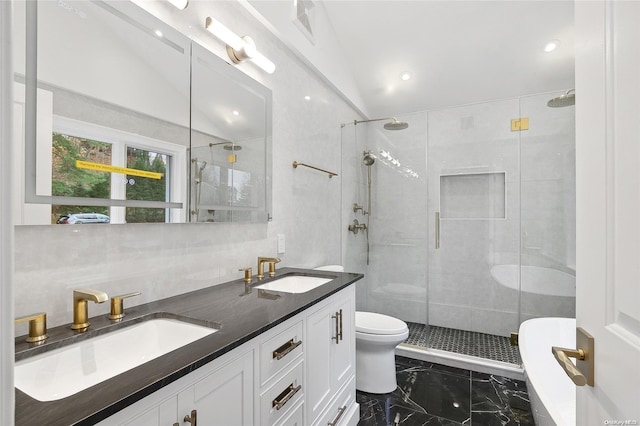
[328, 405, 346, 426]
[332, 309, 342, 343]
[183, 409, 197, 425]
[551, 327, 594, 387]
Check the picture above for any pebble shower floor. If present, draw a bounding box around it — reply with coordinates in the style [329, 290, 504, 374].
[403, 322, 522, 365]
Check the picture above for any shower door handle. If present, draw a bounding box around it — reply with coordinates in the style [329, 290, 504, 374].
[435, 212, 441, 249]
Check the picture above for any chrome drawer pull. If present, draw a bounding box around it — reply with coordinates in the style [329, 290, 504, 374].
[183, 409, 197, 425]
[328, 405, 346, 426]
[272, 339, 302, 360]
[272, 383, 302, 410]
[332, 309, 342, 344]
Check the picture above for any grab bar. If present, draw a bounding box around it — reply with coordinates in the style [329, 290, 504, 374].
[292, 161, 338, 178]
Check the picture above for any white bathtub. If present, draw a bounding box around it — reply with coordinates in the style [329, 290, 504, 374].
[491, 264, 575, 297]
[519, 317, 576, 426]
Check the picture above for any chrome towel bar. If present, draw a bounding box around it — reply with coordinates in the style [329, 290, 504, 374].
[292, 161, 338, 178]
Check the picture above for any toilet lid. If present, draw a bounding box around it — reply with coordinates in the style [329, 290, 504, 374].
[355, 311, 408, 335]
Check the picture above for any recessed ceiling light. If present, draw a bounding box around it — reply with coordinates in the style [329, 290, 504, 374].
[232, 110, 239, 116]
[304, 95, 311, 101]
[400, 71, 412, 81]
[544, 39, 560, 53]
[154, 29, 164, 38]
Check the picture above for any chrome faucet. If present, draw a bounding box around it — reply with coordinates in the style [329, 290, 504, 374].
[257, 256, 281, 280]
[72, 288, 108, 331]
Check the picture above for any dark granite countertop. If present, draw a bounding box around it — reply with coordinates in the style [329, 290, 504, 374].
[14, 268, 363, 426]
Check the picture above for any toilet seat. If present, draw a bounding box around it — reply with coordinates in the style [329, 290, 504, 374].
[355, 311, 408, 335]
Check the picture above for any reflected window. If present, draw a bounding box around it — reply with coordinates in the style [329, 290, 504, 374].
[125, 147, 169, 223]
[51, 117, 186, 224]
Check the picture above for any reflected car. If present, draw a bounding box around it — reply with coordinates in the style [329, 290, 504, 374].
[56, 213, 110, 224]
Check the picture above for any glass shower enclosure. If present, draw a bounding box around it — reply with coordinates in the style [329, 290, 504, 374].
[341, 91, 575, 367]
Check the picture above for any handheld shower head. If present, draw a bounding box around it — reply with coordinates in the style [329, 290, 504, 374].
[199, 161, 207, 172]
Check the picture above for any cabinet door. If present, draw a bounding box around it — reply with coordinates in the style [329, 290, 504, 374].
[305, 301, 334, 422]
[331, 287, 355, 393]
[112, 397, 176, 426]
[178, 349, 254, 426]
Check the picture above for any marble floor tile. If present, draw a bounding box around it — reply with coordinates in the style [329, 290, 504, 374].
[357, 356, 533, 426]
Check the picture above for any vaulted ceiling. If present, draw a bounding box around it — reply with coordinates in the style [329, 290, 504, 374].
[317, 1, 574, 118]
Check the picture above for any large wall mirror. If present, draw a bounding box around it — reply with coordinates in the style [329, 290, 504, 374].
[14, 0, 272, 225]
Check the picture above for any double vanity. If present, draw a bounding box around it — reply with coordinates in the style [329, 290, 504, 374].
[14, 268, 363, 425]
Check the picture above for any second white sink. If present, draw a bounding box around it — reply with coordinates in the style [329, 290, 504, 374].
[254, 275, 332, 293]
[15, 318, 217, 401]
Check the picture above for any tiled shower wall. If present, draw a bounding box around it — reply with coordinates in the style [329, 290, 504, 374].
[14, 0, 360, 331]
[344, 93, 575, 338]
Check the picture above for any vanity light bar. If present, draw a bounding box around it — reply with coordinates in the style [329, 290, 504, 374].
[205, 17, 276, 74]
[167, 0, 188, 10]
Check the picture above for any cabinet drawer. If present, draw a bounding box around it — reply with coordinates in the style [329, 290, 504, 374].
[260, 320, 303, 385]
[274, 400, 304, 426]
[260, 361, 304, 426]
[313, 376, 356, 426]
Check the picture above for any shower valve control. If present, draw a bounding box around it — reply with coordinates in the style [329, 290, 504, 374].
[348, 219, 367, 235]
[353, 203, 367, 215]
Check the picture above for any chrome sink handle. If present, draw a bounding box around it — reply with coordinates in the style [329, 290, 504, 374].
[109, 292, 141, 320]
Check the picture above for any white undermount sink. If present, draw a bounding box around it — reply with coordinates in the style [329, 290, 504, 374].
[15, 318, 217, 402]
[254, 275, 333, 293]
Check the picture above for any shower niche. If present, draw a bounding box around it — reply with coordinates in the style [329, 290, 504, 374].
[439, 172, 506, 219]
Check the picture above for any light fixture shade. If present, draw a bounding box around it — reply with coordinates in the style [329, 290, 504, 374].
[250, 51, 276, 74]
[205, 17, 244, 51]
[205, 17, 276, 74]
[167, 0, 188, 10]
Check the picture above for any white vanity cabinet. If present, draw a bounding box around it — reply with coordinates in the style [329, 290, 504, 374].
[98, 348, 255, 426]
[97, 285, 357, 426]
[305, 286, 356, 426]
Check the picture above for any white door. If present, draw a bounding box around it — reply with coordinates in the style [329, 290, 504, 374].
[576, 0, 640, 423]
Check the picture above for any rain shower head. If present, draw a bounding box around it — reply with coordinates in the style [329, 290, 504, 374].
[363, 151, 376, 166]
[547, 89, 575, 108]
[383, 118, 409, 130]
[352, 116, 409, 130]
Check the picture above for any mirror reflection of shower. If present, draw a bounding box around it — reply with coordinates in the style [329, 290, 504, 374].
[191, 158, 207, 221]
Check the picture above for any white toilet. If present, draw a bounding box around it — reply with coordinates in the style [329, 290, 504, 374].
[354, 311, 409, 393]
[313, 265, 409, 394]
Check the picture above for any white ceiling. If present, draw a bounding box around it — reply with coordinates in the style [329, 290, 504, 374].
[320, 0, 575, 118]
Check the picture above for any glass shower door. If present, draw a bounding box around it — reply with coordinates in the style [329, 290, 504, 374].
[426, 99, 522, 363]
